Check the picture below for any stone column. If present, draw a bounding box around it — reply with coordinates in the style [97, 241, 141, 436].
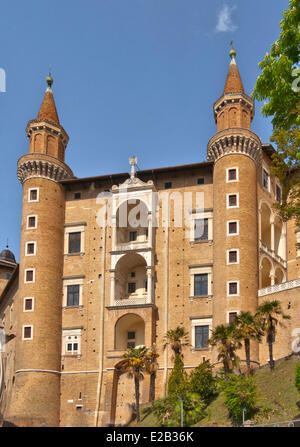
[110, 270, 116, 305]
[147, 267, 152, 304]
[271, 216, 275, 252]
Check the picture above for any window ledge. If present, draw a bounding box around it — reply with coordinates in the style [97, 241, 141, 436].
[62, 305, 83, 310]
[189, 295, 212, 300]
[191, 348, 211, 352]
[190, 240, 212, 246]
[61, 354, 82, 359]
[64, 252, 85, 257]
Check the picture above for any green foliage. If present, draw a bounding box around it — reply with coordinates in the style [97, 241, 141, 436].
[188, 360, 217, 404]
[295, 362, 300, 393]
[270, 127, 300, 227]
[252, 0, 300, 226]
[164, 326, 189, 356]
[167, 354, 187, 397]
[220, 373, 258, 424]
[153, 393, 206, 427]
[252, 0, 300, 130]
[256, 300, 291, 370]
[208, 323, 242, 374]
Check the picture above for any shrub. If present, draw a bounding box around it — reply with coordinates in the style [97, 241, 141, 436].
[188, 360, 217, 404]
[153, 393, 206, 427]
[167, 354, 187, 396]
[221, 373, 257, 424]
[295, 362, 300, 393]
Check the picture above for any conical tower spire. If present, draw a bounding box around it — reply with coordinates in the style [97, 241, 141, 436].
[37, 74, 60, 124]
[210, 43, 254, 133]
[223, 42, 244, 94]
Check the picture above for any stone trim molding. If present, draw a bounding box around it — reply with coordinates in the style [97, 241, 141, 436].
[26, 119, 69, 147]
[17, 159, 72, 184]
[207, 129, 262, 164]
[15, 369, 60, 375]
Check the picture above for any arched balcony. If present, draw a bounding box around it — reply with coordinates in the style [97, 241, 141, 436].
[259, 256, 286, 288]
[261, 202, 272, 250]
[112, 199, 152, 251]
[274, 267, 284, 285]
[260, 257, 272, 288]
[259, 201, 287, 266]
[115, 314, 145, 350]
[110, 253, 153, 306]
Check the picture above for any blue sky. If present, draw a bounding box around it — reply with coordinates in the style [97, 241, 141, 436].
[0, 0, 289, 260]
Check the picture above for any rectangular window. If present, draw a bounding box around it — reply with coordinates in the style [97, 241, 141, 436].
[23, 325, 33, 340]
[197, 178, 204, 185]
[67, 285, 80, 307]
[228, 221, 238, 235]
[194, 218, 208, 241]
[74, 192, 81, 200]
[26, 242, 35, 255]
[63, 331, 81, 356]
[66, 336, 79, 354]
[68, 232, 81, 254]
[228, 282, 238, 296]
[24, 297, 34, 312]
[129, 231, 137, 242]
[28, 188, 39, 202]
[228, 250, 238, 263]
[263, 169, 270, 191]
[229, 312, 238, 323]
[127, 331, 136, 348]
[227, 168, 238, 182]
[195, 325, 209, 349]
[25, 269, 34, 283]
[194, 274, 208, 296]
[227, 194, 238, 207]
[276, 184, 282, 203]
[164, 182, 172, 189]
[128, 282, 136, 294]
[27, 216, 37, 229]
[6, 273, 11, 280]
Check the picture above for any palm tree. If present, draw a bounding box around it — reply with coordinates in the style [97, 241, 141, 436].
[122, 345, 148, 422]
[208, 323, 242, 375]
[144, 345, 159, 404]
[164, 326, 189, 357]
[232, 311, 263, 375]
[256, 300, 291, 370]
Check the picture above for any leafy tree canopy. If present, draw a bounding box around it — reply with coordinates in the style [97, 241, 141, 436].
[252, 0, 300, 130]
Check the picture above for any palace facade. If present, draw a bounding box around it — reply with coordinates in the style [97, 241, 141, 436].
[0, 47, 300, 427]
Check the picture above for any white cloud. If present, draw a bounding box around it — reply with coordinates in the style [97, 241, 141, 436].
[216, 4, 237, 33]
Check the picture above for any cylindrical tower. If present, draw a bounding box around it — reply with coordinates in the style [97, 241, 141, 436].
[6, 76, 73, 426]
[208, 47, 262, 365]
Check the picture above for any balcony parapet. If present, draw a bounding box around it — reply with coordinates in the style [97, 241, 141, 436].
[259, 240, 287, 269]
[258, 278, 300, 297]
[113, 240, 151, 252]
[108, 295, 153, 308]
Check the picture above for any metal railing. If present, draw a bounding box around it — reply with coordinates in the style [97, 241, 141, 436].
[252, 419, 300, 427]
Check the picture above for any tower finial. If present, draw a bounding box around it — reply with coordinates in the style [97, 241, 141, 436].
[229, 41, 237, 60]
[46, 67, 53, 90]
[129, 156, 138, 178]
